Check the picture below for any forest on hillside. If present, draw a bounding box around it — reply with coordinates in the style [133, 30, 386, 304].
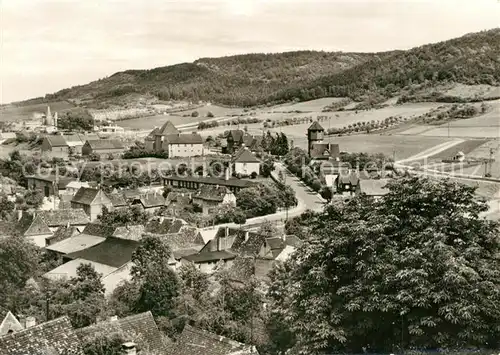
[40, 28, 500, 107]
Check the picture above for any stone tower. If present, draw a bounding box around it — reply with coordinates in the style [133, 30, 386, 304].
[307, 121, 325, 156]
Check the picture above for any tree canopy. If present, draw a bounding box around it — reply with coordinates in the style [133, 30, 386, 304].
[269, 177, 500, 354]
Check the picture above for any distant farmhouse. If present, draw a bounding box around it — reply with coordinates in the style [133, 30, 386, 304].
[145, 121, 204, 157]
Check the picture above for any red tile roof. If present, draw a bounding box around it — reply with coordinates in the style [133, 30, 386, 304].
[172, 324, 256, 355]
[166, 133, 203, 145]
[0, 316, 83, 355]
[233, 147, 260, 163]
[308, 121, 324, 131]
[156, 121, 179, 136]
[77, 311, 170, 354]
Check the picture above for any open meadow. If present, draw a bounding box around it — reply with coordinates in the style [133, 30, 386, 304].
[0, 101, 75, 122]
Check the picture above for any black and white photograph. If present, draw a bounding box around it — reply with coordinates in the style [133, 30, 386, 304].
[0, 0, 499, 354]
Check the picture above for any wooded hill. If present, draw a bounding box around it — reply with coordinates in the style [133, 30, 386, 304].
[41, 28, 500, 107]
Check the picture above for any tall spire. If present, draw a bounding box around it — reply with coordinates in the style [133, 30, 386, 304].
[45, 106, 53, 126]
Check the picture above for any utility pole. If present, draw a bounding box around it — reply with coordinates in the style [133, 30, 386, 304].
[45, 295, 50, 322]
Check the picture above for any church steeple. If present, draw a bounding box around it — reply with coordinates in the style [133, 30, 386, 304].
[45, 106, 53, 126]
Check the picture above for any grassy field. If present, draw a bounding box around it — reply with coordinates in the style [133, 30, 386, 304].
[0, 101, 75, 122]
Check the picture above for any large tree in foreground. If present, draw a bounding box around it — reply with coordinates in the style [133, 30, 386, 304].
[268, 177, 500, 354]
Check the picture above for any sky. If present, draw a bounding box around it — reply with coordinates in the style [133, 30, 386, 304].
[0, 0, 499, 104]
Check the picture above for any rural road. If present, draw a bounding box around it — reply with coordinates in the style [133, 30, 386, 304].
[201, 162, 326, 231]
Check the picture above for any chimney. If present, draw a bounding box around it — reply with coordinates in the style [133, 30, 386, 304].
[121, 342, 137, 355]
[224, 167, 229, 181]
[25, 316, 36, 329]
[19, 315, 26, 328]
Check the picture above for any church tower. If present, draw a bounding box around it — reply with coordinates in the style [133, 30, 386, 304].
[45, 106, 53, 126]
[307, 121, 325, 156]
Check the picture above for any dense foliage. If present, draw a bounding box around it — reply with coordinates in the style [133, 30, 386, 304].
[44, 29, 500, 106]
[269, 177, 500, 354]
[236, 181, 297, 219]
[57, 107, 94, 131]
[97, 206, 150, 228]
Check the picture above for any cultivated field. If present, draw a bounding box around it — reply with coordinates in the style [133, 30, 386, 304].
[170, 104, 244, 118]
[269, 102, 446, 126]
[412, 100, 500, 139]
[117, 104, 245, 130]
[0, 101, 75, 122]
[426, 139, 490, 160]
[443, 84, 500, 100]
[117, 114, 210, 130]
[288, 134, 454, 160]
[269, 97, 348, 112]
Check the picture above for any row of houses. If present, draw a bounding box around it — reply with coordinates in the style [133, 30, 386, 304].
[6, 208, 298, 298]
[41, 133, 125, 158]
[0, 310, 257, 354]
[39, 220, 298, 293]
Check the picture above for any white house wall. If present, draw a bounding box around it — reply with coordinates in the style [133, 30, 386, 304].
[168, 143, 203, 157]
[234, 162, 260, 176]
